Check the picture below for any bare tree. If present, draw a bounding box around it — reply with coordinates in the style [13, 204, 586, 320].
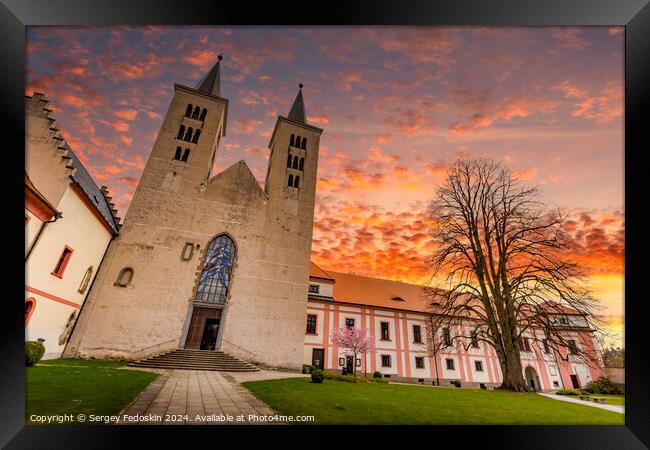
[425, 157, 602, 392]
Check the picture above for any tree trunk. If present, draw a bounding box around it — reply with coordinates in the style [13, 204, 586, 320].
[497, 341, 529, 392]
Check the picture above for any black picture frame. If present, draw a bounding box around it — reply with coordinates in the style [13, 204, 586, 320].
[3, 0, 648, 448]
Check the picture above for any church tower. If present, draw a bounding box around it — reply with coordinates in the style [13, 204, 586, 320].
[66, 58, 324, 371]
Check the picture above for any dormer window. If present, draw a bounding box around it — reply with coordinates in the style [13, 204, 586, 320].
[558, 317, 569, 325]
[308, 284, 320, 294]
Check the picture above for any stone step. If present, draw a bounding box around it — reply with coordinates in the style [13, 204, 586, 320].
[127, 349, 259, 372]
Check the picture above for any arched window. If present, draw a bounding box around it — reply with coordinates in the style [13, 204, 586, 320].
[290, 134, 295, 147]
[182, 149, 190, 162]
[184, 127, 193, 142]
[294, 175, 300, 188]
[301, 137, 307, 149]
[25, 298, 36, 326]
[295, 135, 301, 147]
[199, 108, 207, 121]
[185, 104, 193, 117]
[192, 129, 201, 143]
[58, 310, 78, 345]
[115, 267, 134, 287]
[287, 153, 292, 168]
[299, 157, 304, 171]
[195, 234, 236, 303]
[78, 266, 94, 294]
[288, 174, 294, 187]
[174, 146, 182, 160]
[192, 106, 200, 119]
[292, 155, 299, 169]
[177, 125, 185, 139]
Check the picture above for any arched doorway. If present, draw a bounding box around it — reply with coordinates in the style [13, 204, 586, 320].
[525, 366, 541, 391]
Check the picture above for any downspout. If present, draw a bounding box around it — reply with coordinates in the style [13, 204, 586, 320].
[25, 210, 62, 262]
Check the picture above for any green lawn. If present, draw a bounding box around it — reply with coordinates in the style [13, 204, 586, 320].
[242, 378, 624, 425]
[26, 360, 158, 424]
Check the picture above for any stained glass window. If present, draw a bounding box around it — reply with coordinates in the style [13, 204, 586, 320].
[195, 234, 235, 303]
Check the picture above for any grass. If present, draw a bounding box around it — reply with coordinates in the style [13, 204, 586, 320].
[242, 378, 624, 425]
[26, 359, 158, 424]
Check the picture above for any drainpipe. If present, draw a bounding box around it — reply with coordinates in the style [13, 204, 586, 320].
[25, 211, 63, 262]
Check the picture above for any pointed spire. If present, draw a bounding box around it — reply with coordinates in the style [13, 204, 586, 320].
[288, 82, 306, 124]
[196, 54, 223, 97]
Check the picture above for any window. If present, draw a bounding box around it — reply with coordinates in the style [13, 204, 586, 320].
[442, 327, 451, 346]
[58, 311, 78, 345]
[568, 339, 579, 354]
[185, 104, 193, 117]
[195, 234, 235, 303]
[184, 127, 193, 141]
[308, 284, 320, 294]
[471, 329, 479, 348]
[295, 135, 301, 147]
[177, 125, 185, 139]
[345, 318, 355, 329]
[292, 155, 299, 169]
[174, 146, 182, 160]
[521, 337, 531, 352]
[549, 365, 557, 376]
[553, 381, 559, 388]
[52, 246, 73, 277]
[415, 357, 425, 369]
[301, 137, 307, 149]
[446, 358, 455, 370]
[287, 153, 292, 168]
[199, 108, 207, 121]
[380, 322, 390, 340]
[115, 267, 134, 287]
[475, 361, 483, 372]
[306, 314, 317, 334]
[290, 134, 295, 146]
[381, 355, 391, 367]
[294, 176, 300, 188]
[288, 174, 294, 187]
[181, 149, 190, 162]
[181, 243, 194, 261]
[192, 106, 200, 119]
[78, 266, 93, 294]
[299, 157, 304, 171]
[559, 316, 569, 325]
[25, 298, 36, 326]
[413, 325, 422, 343]
[543, 339, 550, 353]
[192, 129, 201, 143]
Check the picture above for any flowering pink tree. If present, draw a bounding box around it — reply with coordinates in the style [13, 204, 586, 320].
[331, 327, 376, 382]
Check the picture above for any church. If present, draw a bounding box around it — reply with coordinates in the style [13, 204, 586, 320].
[54, 56, 605, 390]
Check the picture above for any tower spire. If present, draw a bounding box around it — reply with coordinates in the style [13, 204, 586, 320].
[287, 82, 306, 124]
[196, 54, 223, 97]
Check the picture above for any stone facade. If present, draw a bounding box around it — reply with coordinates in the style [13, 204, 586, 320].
[65, 64, 323, 371]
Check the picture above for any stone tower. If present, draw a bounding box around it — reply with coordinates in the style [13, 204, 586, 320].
[65, 58, 323, 371]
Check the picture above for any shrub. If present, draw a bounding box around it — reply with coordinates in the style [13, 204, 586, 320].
[583, 376, 621, 395]
[302, 364, 314, 374]
[311, 369, 325, 383]
[452, 380, 461, 388]
[556, 389, 581, 396]
[373, 371, 383, 379]
[323, 371, 356, 383]
[25, 341, 45, 366]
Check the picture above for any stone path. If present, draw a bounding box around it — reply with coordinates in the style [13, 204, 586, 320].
[117, 369, 307, 425]
[538, 393, 625, 414]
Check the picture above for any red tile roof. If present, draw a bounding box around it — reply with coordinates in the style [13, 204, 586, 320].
[309, 261, 335, 283]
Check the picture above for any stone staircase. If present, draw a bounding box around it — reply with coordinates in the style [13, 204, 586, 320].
[127, 349, 259, 372]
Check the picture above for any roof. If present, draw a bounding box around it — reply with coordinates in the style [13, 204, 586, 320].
[309, 261, 335, 282]
[25, 173, 59, 220]
[539, 301, 585, 316]
[326, 271, 430, 313]
[65, 145, 120, 234]
[196, 55, 222, 97]
[288, 84, 306, 123]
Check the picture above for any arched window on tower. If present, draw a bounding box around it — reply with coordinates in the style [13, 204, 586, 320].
[115, 267, 134, 287]
[288, 174, 294, 187]
[192, 106, 200, 120]
[287, 153, 292, 168]
[295, 135, 301, 147]
[192, 129, 201, 143]
[25, 298, 36, 326]
[299, 157, 304, 171]
[195, 234, 236, 304]
[186, 104, 193, 117]
[184, 127, 193, 142]
[78, 266, 94, 294]
[290, 134, 295, 147]
[174, 146, 182, 160]
[177, 125, 185, 139]
[182, 149, 190, 162]
[292, 156, 299, 169]
[58, 310, 78, 345]
[301, 137, 307, 149]
[200, 108, 207, 121]
[294, 175, 300, 188]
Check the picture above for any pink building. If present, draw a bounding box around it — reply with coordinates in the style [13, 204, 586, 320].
[303, 262, 605, 391]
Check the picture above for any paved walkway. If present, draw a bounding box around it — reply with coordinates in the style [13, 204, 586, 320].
[117, 369, 306, 425]
[538, 393, 624, 414]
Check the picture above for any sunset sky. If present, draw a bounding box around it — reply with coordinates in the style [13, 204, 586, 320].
[26, 26, 624, 346]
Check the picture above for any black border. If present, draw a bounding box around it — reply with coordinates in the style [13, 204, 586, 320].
[3, 1, 649, 448]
